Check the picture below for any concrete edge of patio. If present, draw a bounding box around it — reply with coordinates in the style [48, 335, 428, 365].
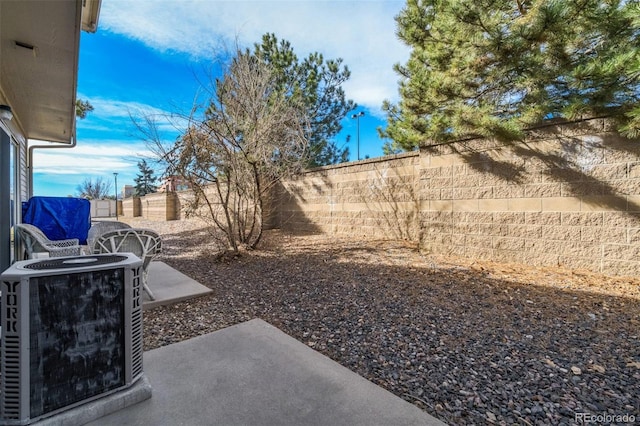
[143, 261, 213, 309]
[88, 318, 447, 426]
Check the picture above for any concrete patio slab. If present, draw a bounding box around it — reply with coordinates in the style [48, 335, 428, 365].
[87, 318, 446, 426]
[143, 261, 213, 309]
[34, 376, 153, 426]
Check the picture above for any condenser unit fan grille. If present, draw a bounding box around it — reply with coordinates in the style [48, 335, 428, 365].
[24, 255, 128, 270]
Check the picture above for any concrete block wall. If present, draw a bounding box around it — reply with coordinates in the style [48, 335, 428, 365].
[176, 190, 194, 220]
[122, 193, 178, 220]
[279, 153, 421, 240]
[121, 118, 639, 277]
[122, 197, 142, 217]
[419, 118, 640, 276]
[140, 192, 178, 221]
[175, 185, 229, 223]
[276, 118, 640, 277]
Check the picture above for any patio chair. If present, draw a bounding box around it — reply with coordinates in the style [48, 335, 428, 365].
[14, 223, 82, 259]
[92, 228, 162, 300]
[86, 220, 132, 251]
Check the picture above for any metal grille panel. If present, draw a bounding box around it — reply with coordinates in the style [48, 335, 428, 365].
[2, 335, 21, 420]
[23, 255, 127, 270]
[1, 280, 22, 421]
[130, 268, 144, 379]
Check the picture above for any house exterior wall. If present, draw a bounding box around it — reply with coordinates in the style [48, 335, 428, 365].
[1, 0, 102, 273]
[2, 121, 30, 204]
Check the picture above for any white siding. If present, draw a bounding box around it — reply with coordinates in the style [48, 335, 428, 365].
[18, 136, 27, 203]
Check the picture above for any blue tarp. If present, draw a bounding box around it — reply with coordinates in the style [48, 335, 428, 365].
[22, 197, 91, 245]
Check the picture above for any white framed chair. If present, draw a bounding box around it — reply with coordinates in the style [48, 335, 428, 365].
[92, 228, 162, 300]
[15, 223, 82, 259]
[86, 221, 132, 251]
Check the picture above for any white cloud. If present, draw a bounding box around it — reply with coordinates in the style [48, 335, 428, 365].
[32, 141, 154, 176]
[36, 2, 413, 195]
[31, 139, 164, 197]
[91, 98, 190, 124]
[30, 97, 179, 190]
[77, 96, 190, 133]
[32, 99, 174, 194]
[88, 98, 165, 119]
[99, 0, 410, 113]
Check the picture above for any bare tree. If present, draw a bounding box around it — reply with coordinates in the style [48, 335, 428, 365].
[141, 49, 309, 253]
[75, 176, 113, 200]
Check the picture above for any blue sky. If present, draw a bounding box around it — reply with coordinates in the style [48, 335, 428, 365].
[32, 0, 410, 197]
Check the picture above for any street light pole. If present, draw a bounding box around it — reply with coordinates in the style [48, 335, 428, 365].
[113, 172, 118, 219]
[350, 111, 365, 160]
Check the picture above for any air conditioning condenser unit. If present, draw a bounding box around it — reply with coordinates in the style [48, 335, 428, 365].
[0, 253, 144, 425]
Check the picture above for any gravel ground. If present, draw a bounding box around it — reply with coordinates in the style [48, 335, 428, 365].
[125, 217, 640, 426]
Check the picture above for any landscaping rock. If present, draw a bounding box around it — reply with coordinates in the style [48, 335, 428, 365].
[126, 218, 640, 426]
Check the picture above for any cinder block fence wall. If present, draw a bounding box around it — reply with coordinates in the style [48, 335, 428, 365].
[121, 192, 179, 221]
[119, 118, 639, 277]
[278, 152, 421, 240]
[278, 118, 640, 277]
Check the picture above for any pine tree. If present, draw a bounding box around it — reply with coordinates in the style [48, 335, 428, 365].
[381, 139, 406, 156]
[382, 0, 640, 150]
[134, 160, 157, 196]
[253, 33, 356, 167]
[75, 99, 94, 119]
